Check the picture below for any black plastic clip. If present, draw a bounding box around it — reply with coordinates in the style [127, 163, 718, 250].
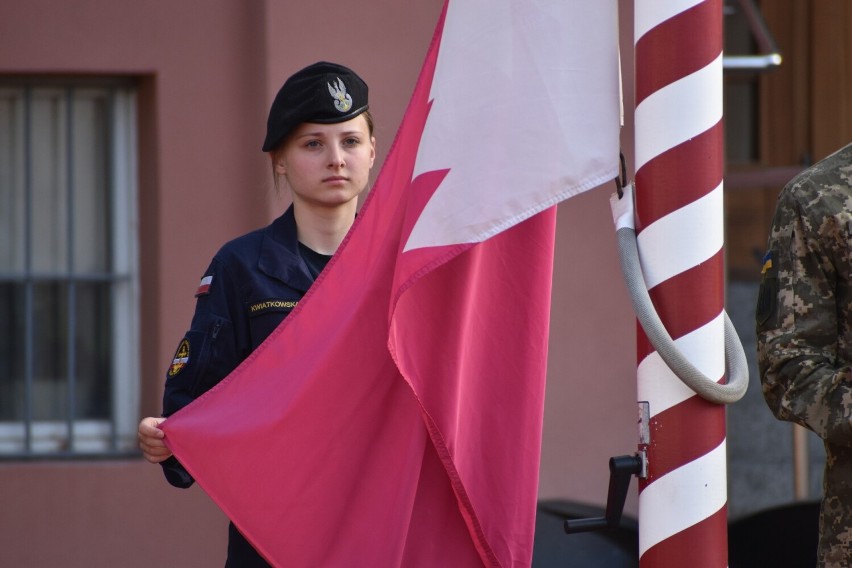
[614, 151, 627, 199]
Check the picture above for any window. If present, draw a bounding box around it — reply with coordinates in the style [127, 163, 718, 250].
[0, 79, 139, 457]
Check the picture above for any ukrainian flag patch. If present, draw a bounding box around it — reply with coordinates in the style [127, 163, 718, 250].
[761, 251, 773, 274]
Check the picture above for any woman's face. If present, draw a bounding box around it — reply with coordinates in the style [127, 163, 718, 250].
[274, 115, 376, 210]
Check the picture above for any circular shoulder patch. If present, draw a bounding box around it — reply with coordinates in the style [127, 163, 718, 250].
[168, 338, 191, 377]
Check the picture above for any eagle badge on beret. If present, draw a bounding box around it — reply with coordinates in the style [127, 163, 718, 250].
[328, 77, 353, 113]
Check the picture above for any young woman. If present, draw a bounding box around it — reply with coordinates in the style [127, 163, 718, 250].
[137, 61, 376, 567]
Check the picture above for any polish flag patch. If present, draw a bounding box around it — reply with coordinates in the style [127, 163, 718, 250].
[195, 275, 213, 297]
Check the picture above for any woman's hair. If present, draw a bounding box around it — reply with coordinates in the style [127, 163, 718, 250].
[269, 109, 375, 192]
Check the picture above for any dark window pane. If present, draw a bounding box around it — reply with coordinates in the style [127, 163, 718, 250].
[75, 282, 111, 419]
[31, 281, 67, 422]
[0, 283, 25, 421]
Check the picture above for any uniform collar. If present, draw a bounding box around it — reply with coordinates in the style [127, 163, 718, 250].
[257, 205, 315, 292]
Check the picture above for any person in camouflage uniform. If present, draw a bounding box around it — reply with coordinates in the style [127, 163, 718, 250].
[757, 142, 852, 567]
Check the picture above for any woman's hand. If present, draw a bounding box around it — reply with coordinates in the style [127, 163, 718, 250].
[137, 416, 173, 464]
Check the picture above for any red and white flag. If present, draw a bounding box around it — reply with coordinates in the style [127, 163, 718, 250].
[161, 1, 620, 566]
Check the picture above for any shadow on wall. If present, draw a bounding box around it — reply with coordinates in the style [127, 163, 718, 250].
[534, 499, 819, 567]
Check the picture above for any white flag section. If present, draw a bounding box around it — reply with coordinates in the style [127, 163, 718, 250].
[406, 0, 620, 251]
[161, 1, 621, 566]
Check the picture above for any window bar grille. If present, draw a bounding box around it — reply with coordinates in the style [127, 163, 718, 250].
[65, 87, 77, 453]
[107, 89, 118, 452]
[23, 87, 34, 454]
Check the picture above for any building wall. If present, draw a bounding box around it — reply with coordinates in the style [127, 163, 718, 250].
[0, 2, 640, 566]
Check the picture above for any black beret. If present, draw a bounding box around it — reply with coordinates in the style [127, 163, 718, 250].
[262, 61, 369, 152]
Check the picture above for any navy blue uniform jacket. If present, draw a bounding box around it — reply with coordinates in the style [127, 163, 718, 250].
[160, 205, 323, 567]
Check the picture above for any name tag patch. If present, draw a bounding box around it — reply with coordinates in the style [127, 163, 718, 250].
[249, 299, 298, 317]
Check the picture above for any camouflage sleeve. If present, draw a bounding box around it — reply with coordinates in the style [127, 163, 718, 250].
[756, 183, 852, 446]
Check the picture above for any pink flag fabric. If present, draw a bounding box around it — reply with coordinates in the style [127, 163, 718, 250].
[161, 1, 619, 566]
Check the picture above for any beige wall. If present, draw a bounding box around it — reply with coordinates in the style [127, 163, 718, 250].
[0, 462, 228, 566]
[538, 0, 639, 511]
[0, 1, 639, 565]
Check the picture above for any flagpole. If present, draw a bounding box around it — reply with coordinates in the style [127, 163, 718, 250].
[633, 1, 728, 566]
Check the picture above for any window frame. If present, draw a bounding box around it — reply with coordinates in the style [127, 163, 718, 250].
[0, 78, 140, 459]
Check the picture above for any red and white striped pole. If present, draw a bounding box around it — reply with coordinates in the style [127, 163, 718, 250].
[633, 1, 728, 566]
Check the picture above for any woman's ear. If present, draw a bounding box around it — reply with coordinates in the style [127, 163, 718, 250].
[272, 152, 287, 175]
